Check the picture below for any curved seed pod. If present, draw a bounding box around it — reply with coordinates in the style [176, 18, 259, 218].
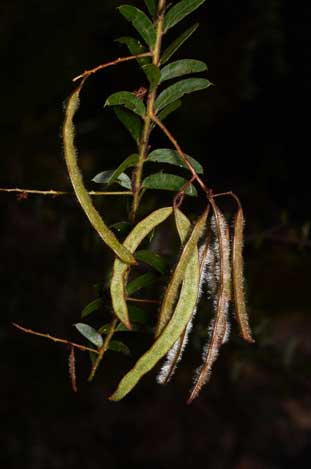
[109, 209, 207, 401]
[232, 208, 254, 343]
[154, 208, 200, 337]
[110, 207, 173, 330]
[63, 86, 136, 265]
[157, 228, 211, 385]
[188, 201, 231, 404]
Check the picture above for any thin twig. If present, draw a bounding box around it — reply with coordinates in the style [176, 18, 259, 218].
[0, 188, 132, 197]
[88, 318, 118, 381]
[151, 113, 207, 194]
[13, 323, 99, 354]
[127, 297, 160, 304]
[73, 53, 152, 82]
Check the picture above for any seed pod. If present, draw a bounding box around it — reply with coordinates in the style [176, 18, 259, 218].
[63, 86, 136, 265]
[109, 209, 207, 401]
[155, 208, 198, 337]
[188, 201, 231, 404]
[157, 228, 211, 385]
[232, 208, 254, 343]
[110, 207, 173, 329]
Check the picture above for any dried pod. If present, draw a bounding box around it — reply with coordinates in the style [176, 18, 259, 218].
[110, 207, 173, 329]
[232, 207, 254, 343]
[188, 202, 231, 403]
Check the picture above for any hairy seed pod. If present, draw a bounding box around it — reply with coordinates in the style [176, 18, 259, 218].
[109, 209, 208, 401]
[155, 208, 200, 337]
[232, 208, 254, 343]
[157, 229, 211, 385]
[188, 202, 231, 403]
[63, 87, 136, 265]
[110, 207, 173, 329]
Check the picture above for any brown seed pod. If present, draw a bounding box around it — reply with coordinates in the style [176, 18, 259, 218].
[232, 207, 255, 343]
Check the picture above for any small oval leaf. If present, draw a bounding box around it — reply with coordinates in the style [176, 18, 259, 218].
[135, 249, 168, 274]
[118, 5, 156, 48]
[155, 78, 212, 112]
[114, 107, 143, 143]
[92, 170, 132, 190]
[115, 36, 151, 68]
[81, 298, 103, 319]
[142, 64, 161, 91]
[164, 0, 206, 31]
[161, 23, 199, 65]
[126, 273, 157, 296]
[144, 0, 156, 17]
[147, 148, 203, 174]
[158, 99, 182, 121]
[143, 172, 197, 196]
[108, 154, 139, 186]
[105, 91, 146, 118]
[160, 59, 207, 83]
[74, 323, 103, 348]
[109, 340, 131, 356]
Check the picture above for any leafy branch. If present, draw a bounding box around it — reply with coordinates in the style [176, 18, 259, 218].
[12, 0, 255, 403]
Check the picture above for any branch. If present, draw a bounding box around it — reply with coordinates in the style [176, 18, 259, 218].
[151, 113, 207, 194]
[73, 53, 152, 82]
[0, 188, 132, 197]
[13, 323, 99, 354]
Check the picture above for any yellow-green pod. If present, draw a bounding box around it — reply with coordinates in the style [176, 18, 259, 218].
[110, 207, 173, 330]
[154, 208, 194, 337]
[63, 86, 136, 265]
[109, 208, 207, 401]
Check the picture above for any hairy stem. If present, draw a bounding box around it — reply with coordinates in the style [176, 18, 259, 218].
[131, 0, 167, 221]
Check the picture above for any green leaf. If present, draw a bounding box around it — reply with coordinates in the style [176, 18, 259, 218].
[74, 323, 103, 348]
[135, 249, 168, 274]
[81, 298, 103, 319]
[118, 5, 156, 48]
[155, 78, 212, 112]
[147, 148, 203, 174]
[142, 64, 161, 91]
[109, 154, 138, 186]
[92, 170, 132, 190]
[115, 36, 153, 83]
[128, 304, 149, 324]
[143, 172, 197, 196]
[158, 99, 182, 121]
[110, 221, 132, 235]
[115, 36, 151, 68]
[114, 107, 143, 143]
[160, 59, 207, 82]
[160, 23, 199, 65]
[109, 340, 131, 356]
[105, 91, 146, 118]
[126, 273, 157, 296]
[144, 0, 156, 17]
[164, 0, 206, 31]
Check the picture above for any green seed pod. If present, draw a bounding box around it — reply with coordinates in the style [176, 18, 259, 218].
[63, 86, 136, 265]
[232, 208, 254, 343]
[155, 208, 196, 337]
[109, 208, 208, 401]
[110, 207, 173, 329]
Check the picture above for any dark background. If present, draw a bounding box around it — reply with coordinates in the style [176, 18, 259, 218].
[1, 0, 310, 468]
